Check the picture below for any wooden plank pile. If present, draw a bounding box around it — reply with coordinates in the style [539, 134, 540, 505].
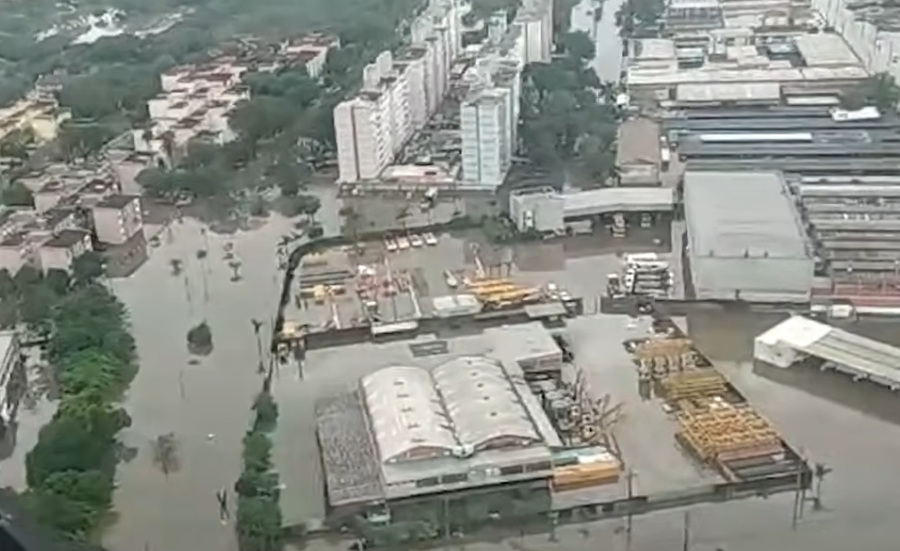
[677, 404, 784, 463]
[661, 371, 728, 400]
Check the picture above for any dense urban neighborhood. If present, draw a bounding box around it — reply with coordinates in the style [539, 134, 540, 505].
[2, 0, 900, 549]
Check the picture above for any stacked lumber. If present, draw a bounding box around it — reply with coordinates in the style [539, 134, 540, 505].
[552, 461, 621, 491]
[661, 371, 728, 400]
[677, 405, 783, 462]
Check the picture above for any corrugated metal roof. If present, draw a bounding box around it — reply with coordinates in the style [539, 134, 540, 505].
[684, 170, 814, 300]
[564, 187, 674, 218]
[433, 356, 540, 450]
[361, 366, 457, 463]
[758, 316, 900, 389]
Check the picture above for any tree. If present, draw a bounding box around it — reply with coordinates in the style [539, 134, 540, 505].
[235, 468, 280, 499]
[1, 181, 34, 207]
[187, 321, 213, 355]
[0, 268, 16, 300]
[559, 31, 595, 61]
[296, 194, 321, 221]
[40, 469, 113, 510]
[252, 392, 278, 433]
[27, 488, 97, 540]
[236, 496, 283, 551]
[241, 431, 273, 473]
[57, 122, 117, 161]
[72, 251, 105, 286]
[45, 269, 71, 295]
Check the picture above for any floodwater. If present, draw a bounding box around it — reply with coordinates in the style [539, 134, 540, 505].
[102, 214, 297, 551]
[571, 0, 625, 82]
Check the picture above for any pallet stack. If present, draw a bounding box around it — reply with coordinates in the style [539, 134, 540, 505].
[661, 371, 728, 400]
[634, 338, 697, 378]
[677, 404, 784, 463]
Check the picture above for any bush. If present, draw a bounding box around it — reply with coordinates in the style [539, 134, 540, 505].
[187, 321, 213, 355]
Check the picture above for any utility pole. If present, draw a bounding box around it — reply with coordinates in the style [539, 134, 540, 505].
[625, 469, 637, 549]
[792, 459, 805, 530]
[681, 511, 691, 551]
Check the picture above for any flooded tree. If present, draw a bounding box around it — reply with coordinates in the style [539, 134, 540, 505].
[170, 259, 183, 276]
[229, 260, 242, 282]
[187, 321, 213, 355]
[151, 433, 180, 478]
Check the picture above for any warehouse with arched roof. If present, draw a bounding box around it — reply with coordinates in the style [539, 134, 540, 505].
[432, 356, 541, 451]
[361, 365, 457, 463]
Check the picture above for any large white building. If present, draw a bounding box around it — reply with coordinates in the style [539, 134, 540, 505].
[516, 0, 554, 64]
[335, 0, 464, 183]
[461, 88, 510, 188]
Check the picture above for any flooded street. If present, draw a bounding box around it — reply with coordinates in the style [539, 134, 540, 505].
[571, 0, 625, 82]
[102, 215, 296, 551]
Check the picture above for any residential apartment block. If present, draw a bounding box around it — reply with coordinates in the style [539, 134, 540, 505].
[91, 195, 143, 245]
[334, 0, 463, 183]
[36, 229, 92, 274]
[279, 33, 340, 79]
[0, 98, 71, 144]
[133, 58, 250, 166]
[458, 0, 544, 189]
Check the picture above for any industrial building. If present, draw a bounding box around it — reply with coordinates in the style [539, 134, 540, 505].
[754, 315, 900, 390]
[627, 33, 868, 107]
[616, 118, 661, 186]
[683, 170, 815, 302]
[507, 187, 674, 234]
[316, 323, 566, 527]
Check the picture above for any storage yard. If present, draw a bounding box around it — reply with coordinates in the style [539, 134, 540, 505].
[302, 309, 808, 543]
[279, 232, 582, 344]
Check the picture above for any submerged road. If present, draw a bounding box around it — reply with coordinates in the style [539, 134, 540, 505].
[571, 0, 625, 82]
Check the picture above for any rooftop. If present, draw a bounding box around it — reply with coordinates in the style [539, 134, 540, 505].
[617, 118, 661, 165]
[316, 323, 563, 508]
[794, 33, 861, 67]
[42, 229, 89, 249]
[94, 194, 138, 210]
[684, 170, 809, 259]
[756, 316, 900, 389]
[683, 170, 814, 301]
[563, 187, 674, 218]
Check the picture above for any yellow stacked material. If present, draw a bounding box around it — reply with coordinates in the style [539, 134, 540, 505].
[634, 338, 693, 359]
[677, 405, 783, 462]
[467, 278, 511, 289]
[661, 371, 728, 400]
[472, 284, 519, 298]
[552, 462, 621, 491]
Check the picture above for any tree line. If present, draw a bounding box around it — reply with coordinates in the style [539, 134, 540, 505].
[234, 388, 284, 551]
[520, 31, 621, 183]
[0, 260, 138, 541]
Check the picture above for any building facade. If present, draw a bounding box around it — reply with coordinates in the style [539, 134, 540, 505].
[36, 229, 92, 274]
[461, 89, 510, 189]
[91, 195, 143, 245]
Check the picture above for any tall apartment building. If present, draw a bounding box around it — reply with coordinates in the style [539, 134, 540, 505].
[461, 88, 512, 189]
[516, 0, 554, 64]
[335, 0, 464, 183]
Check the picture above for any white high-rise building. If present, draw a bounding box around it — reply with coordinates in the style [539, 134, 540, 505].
[516, 0, 554, 64]
[334, 96, 393, 183]
[334, 0, 465, 183]
[461, 88, 511, 189]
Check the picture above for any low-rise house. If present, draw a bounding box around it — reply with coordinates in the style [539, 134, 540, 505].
[91, 195, 143, 245]
[0, 98, 71, 144]
[36, 229, 92, 274]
